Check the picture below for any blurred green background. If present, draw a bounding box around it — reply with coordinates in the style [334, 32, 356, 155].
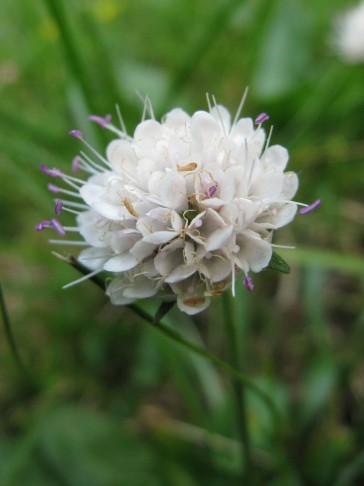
[1, 0, 363, 484]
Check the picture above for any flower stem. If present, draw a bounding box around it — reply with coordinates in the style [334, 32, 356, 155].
[61, 256, 281, 430]
[128, 303, 279, 427]
[43, 0, 98, 116]
[0, 284, 34, 385]
[222, 292, 252, 480]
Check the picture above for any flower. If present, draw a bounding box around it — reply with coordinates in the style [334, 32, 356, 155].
[334, 1, 364, 63]
[37, 98, 319, 315]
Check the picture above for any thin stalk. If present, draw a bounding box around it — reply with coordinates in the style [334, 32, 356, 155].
[0, 284, 33, 382]
[62, 256, 281, 425]
[43, 0, 98, 115]
[129, 303, 277, 424]
[160, 0, 243, 111]
[223, 292, 252, 479]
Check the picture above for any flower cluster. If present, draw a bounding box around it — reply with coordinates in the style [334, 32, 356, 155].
[37, 98, 319, 315]
[334, 1, 364, 63]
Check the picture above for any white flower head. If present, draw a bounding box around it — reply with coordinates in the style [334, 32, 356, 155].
[333, 1, 364, 63]
[37, 96, 320, 315]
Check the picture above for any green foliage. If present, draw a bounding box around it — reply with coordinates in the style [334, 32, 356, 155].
[1, 0, 364, 484]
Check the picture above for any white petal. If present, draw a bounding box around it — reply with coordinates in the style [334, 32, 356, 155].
[164, 108, 191, 129]
[129, 240, 156, 260]
[205, 224, 234, 252]
[250, 170, 283, 203]
[123, 279, 158, 299]
[80, 182, 105, 207]
[134, 119, 163, 141]
[262, 145, 289, 171]
[106, 278, 136, 305]
[191, 111, 221, 141]
[235, 233, 272, 273]
[281, 172, 299, 199]
[154, 239, 184, 276]
[164, 263, 198, 283]
[107, 139, 136, 173]
[78, 247, 109, 270]
[210, 105, 231, 132]
[160, 172, 187, 211]
[143, 231, 179, 244]
[104, 253, 139, 272]
[204, 255, 231, 283]
[92, 201, 129, 221]
[176, 295, 211, 315]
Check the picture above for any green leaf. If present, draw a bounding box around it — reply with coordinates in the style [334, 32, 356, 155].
[279, 247, 364, 277]
[298, 354, 338, 433]
[252, 0, 310, 99]
[1, 405, 159, 486]
[268, 252, 291, 274]
[153, 300, 176, 325]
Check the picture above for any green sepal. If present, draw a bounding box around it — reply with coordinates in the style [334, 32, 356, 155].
[268, 251, 291, 274]
[153, 300, 176, 325]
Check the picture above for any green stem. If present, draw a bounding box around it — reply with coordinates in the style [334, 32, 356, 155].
[43, 0, 99, 115]
[62, 257, 281, 428]
[0, 284, 33, 382]
[223, 293, 252, 479]
[160, 0, 243, 111]
[129, 303, 278, 426]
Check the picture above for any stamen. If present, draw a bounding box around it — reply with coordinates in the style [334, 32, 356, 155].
[262, 125, 274, 157]
[232, 87, 249, 127]
[206, 92, 212, 112]
[115, 104, 127, 135]
[207, 185, 217, 198]
[48, 240, 89, 246]
[69, 129, 83, 139]
[61, 206, 82, 215]
[40, 163, 63, 178]
[255, 113, 269, 125]
[62, 268, 103, 289]
[51, 218, 66, 236]
[177, 162, 197, 172]
[63, 226, 80, 232]
[57, 199, 88, 209]
[35, 220, 52, 231]
[123, 198, 139, 217]
[75, 137, 111, 168]
[243, 275, 254, 292]
[48, 184, 82, 198]
[72, 156, 81, 173]
[88, 114, 112, 128]
[55, 200, 63, 215]
[299, 198, 321, 215]
[271, 244, 295, 249]
[80, 151, 108, 172]
[231, 263, 236, 297]
[211, 95, 227, 136]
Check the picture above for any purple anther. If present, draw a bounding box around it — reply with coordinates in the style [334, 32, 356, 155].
[48, 183, 60, 193]
[39, 163, 63, 178]
[255, 113, 269, 125]
[72, 156, 81, 173]
[207, 185, 218, 198]
[88, 114, 112, 128]
[35, 220, 52, 231]
[55, 200, 63, 215]
[299, 198, 321, 215]
[243, 276, 254, 292]
[194, 218, 203, 228]
[51, 218, 66, 236]
[69, 129, 83, 139]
